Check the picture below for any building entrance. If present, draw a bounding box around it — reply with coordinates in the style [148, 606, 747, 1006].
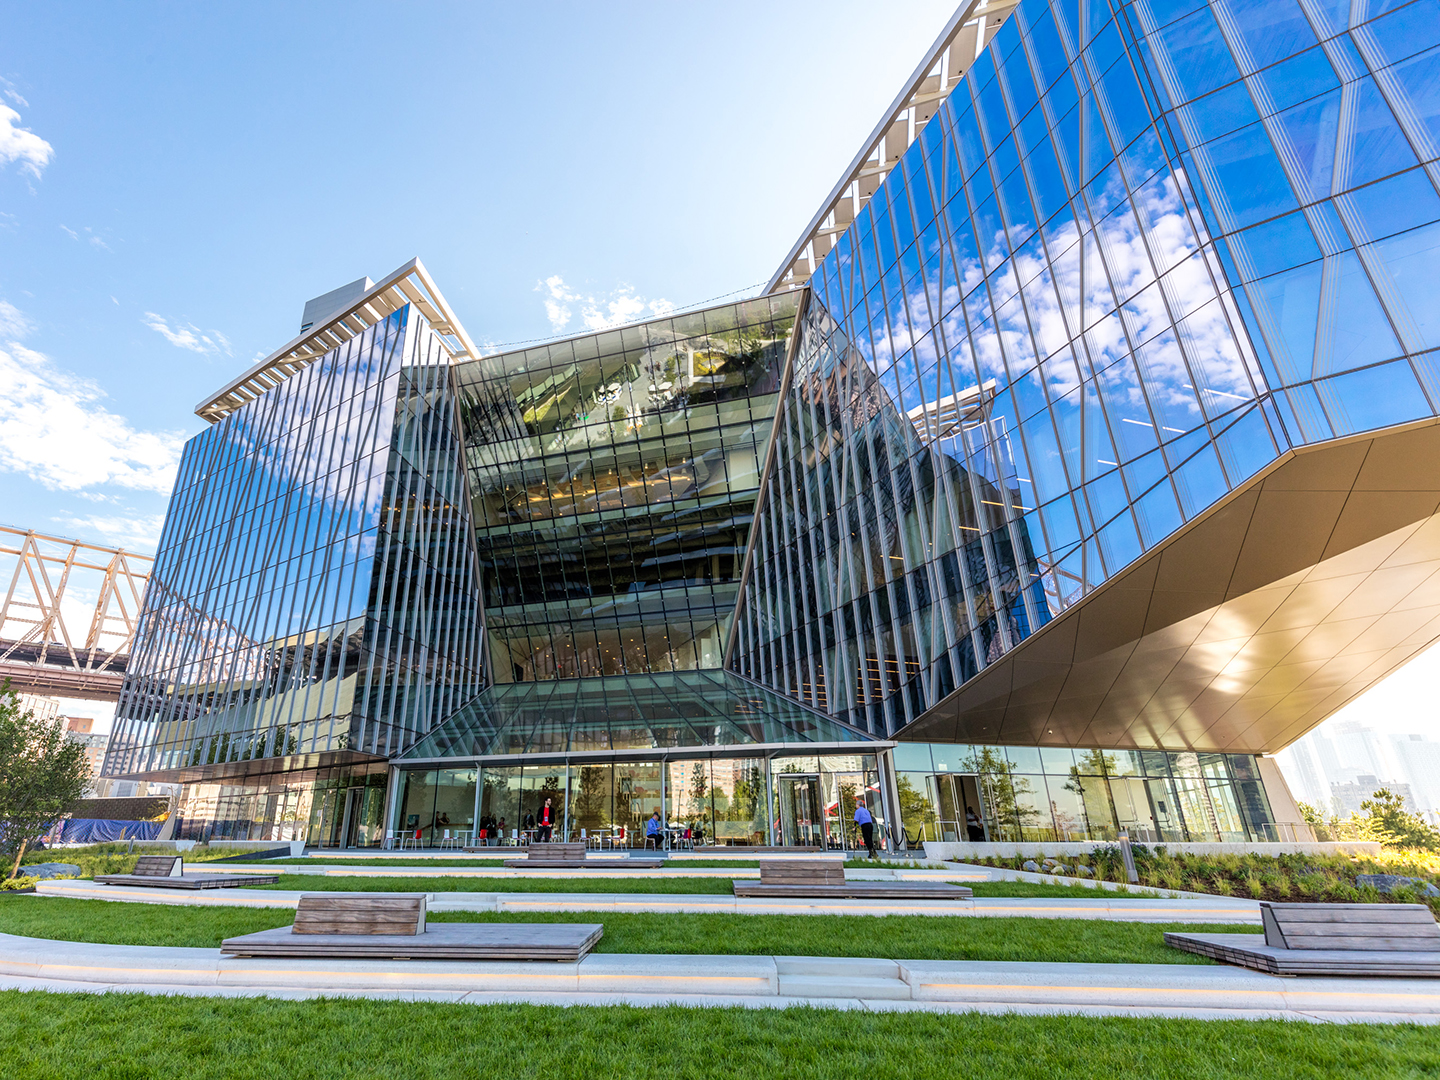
[776, 774, 823, 847]
[930, 773, 989, 843]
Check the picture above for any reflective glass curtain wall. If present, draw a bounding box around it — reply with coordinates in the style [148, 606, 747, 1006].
[453, 295, 798, 685]
[736, 0, 1440, 736]
[106, 307, 483, 777]
[893, 742, 1277, 842]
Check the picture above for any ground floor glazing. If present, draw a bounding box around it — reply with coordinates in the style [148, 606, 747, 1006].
[160, 741, 1284, 849]
[894, 743, 1280, 844]
[394, 751, 887, 851]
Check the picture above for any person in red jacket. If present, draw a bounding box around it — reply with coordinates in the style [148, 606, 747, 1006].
[538, 798, 554, 843]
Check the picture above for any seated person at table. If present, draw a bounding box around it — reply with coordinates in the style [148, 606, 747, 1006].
[645, 811, 664, 848]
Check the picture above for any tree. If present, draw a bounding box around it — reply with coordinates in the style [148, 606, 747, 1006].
[895, 775, 935, 842]
[688, 762, 710, 822]
[0, 685, 90, 878]
[1360, 788, 1440, 852]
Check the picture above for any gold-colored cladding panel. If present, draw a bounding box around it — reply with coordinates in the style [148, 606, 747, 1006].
[898, 420, 1440, 753]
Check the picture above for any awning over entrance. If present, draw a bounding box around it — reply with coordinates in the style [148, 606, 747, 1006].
[399, 670, 876, 761]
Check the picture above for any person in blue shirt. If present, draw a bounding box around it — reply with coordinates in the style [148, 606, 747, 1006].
[853, 798, 876, 858]
[645, 810, 664, 850]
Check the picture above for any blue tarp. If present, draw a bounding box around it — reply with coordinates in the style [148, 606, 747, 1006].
[59, 818, 162, 844]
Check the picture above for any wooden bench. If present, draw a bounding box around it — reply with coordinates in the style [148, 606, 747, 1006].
[503, 842, 662, 869]
[1166, 902, 1440, 976]
[95, 854, 279, 890]
[733, 856, 972, 900]
[294, 895, 426, 935]
[221, 893, 602, 961]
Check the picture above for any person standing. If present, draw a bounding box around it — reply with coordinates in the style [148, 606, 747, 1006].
[965, 805, 986, 843]
[539, 798, 554, 843]
[853, 798, 876, 858]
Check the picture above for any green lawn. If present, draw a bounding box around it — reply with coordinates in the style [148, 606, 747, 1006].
[0, 897, 1255, 964]
[265, 857, 509, 867]
[241, 873, 1154, 899]
[3, 992, 1434, 1080]
[249, 874, 738, 893]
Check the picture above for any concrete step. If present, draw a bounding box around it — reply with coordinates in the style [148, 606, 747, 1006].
[777, 974, 911, 1000]
[774, 956, 899, 978]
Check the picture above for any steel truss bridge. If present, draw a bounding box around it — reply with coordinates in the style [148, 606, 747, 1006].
[0, 526, 152, 701]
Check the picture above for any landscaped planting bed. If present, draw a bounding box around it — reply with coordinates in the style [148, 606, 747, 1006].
[969, 848, 1440, 912]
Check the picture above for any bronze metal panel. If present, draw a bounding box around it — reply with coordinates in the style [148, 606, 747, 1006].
[1070, 587, 1151, 663]
[1349, 421, 1440, 491]
[1259, 439, 1368, 490]
[1381, 516, 1440, 568]
[1322, 490, 1440, 562]
[1190, 587, 1293, 645]
[1227, 489, 1349, 598]
[1256, 574, 1369, 632]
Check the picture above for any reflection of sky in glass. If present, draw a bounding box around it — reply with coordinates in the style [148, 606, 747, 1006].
[738, 0, 1440, 736]
[110, 308, 484, 776]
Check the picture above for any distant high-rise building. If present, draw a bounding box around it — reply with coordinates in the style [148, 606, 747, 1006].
[1331, 775, 1417, 817]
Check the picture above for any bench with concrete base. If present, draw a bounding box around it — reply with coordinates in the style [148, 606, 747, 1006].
[95, 855, 279, 890]
[733, 857, 972, 900]
[1166, 901, 1440, 976]
[501, 842, 662, 869]
[220, 893, 603, 961]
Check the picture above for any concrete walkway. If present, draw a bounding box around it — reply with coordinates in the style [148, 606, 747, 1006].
[0, 932, 1434, 1021]
[33, 879, 1261, 922]
[201, 859, 1209, 899]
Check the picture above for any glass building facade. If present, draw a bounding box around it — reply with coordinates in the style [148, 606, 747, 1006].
[107, 308, 484, 783]
[105, 0, 1440, 848]
[455, 294, 798, 683]
[736, 0, 1440, 739]
[894, 742, 1277, 843]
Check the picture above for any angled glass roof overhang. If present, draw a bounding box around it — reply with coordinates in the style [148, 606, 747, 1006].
[398, 670, 884, 765]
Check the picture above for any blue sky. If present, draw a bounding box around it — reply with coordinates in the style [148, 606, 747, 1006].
[0, 1, 1432, 749]
[0, 0, 957, 551]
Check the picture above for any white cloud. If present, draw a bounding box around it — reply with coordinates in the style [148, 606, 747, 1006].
[61, 224, 114, 251]
[536, 275, 675, 334]
[142, 312, 230, 355]
[0, 77, 29, 109]
[0, 103, 53, 178]
[0, 302, 184, 494]
[0, 299, 32, 340]
[53, 512, 165, 552]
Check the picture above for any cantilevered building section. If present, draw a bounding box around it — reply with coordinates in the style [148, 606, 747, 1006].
[736, 0, 1440, 766]
[102, 0, 1440, 850]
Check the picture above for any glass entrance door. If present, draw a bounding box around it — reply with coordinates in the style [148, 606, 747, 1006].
[777, 774, 823, 847]
[343, 786, 385, 848]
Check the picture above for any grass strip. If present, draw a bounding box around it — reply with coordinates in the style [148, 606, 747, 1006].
[249, 874, 738, 894]
[3, 991, 1434, 1080]
[242, 874, 1159, 899]
[0, 896, 1254, 963]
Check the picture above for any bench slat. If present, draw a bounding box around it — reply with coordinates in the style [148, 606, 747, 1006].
[293, 893, 426, 936]
[1284, 935, 1440, 951]
[132, 856, 183, 877]
[1262, 902, 1440, 952]
[1271, 909, 1437, 924]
